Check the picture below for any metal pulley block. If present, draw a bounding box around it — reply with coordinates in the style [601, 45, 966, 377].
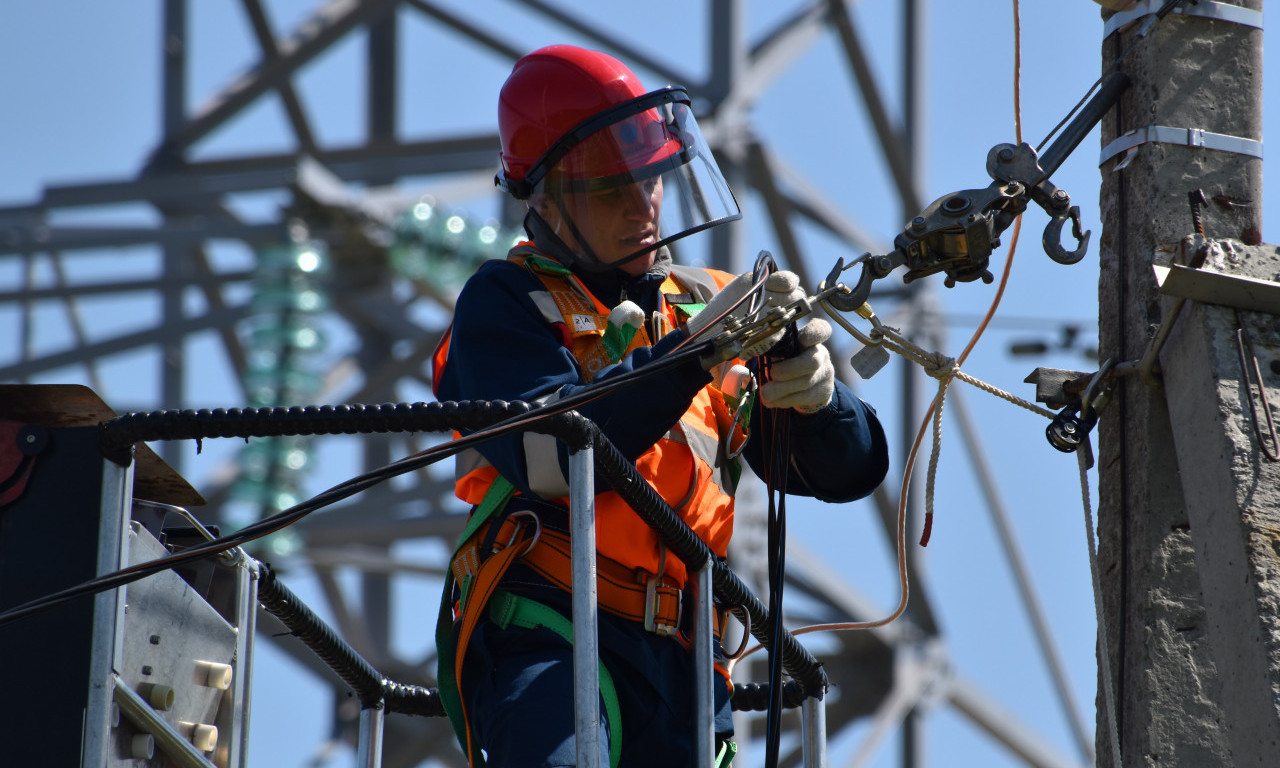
[894, 181, 1025, 288]
[1046, 401, 1097, 453]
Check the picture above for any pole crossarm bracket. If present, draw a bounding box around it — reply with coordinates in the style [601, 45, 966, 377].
[1153, 258, 1280, 316]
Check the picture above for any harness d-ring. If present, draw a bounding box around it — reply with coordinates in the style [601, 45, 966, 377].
[500, 510, 542, 557]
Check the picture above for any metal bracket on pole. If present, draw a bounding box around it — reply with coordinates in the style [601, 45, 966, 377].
[570, 446, 603, 768]
[113, 676, 218, 768]
[1153, 262, 1280, 315]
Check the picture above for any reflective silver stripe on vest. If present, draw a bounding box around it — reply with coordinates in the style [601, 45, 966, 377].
[678, 416, 734, 496]
[529, 290, 564, 325]
[669, 264, 723, 303]
[524, 430, 571, 497]
[524, 389, 572, 497]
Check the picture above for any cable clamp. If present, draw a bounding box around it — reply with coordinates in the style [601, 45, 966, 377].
[1100, 125, 1263, 169]
[1104, 0, 1263, 38]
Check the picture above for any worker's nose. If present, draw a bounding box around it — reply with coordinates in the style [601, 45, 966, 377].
[620, 183, 657, 220]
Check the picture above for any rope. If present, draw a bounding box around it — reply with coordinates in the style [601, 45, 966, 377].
[1079, 447, 1123, 766]
[868, 323, 1057, 546]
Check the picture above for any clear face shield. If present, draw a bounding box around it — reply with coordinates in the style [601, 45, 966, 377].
[527, 88, 741, 272]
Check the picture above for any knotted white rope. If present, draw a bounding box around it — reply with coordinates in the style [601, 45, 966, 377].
[868, 323, 1057, 542]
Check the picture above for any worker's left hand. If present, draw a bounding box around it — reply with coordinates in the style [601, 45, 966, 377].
[688, 270, 807, 367]
[758, 318, 835, 413]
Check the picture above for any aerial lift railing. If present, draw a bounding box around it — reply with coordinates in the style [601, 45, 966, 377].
[94, 399, 829, 768]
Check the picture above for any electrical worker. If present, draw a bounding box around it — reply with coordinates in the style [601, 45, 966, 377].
[432, 44, 889, 768]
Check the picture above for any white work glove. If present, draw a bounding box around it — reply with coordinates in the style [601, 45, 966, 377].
[685, 270, 806, 367]
[758, 318, 835, 414]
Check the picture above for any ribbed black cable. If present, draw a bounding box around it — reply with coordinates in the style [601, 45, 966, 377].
[96, 401, 826, 701]
[731, 681, 808, 712]
[257, 562, 444, 716]
[257, 562, 384, 705]
[545, 412, 829, 700]
[99, 401, 531, 464]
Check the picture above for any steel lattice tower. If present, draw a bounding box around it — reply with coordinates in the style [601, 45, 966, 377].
[0, 2, 1095, 766]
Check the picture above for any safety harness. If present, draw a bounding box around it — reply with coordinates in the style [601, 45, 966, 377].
[434, 251, 739, 768]
[434, 475, 629, 768]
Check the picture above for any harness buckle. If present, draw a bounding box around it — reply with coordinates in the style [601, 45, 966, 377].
[643, 574, 681, 638]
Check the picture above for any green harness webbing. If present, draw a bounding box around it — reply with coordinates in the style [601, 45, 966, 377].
[489, 589, 623, 768]
[436, 477, 516, 767]
[434, 476, 625, 768]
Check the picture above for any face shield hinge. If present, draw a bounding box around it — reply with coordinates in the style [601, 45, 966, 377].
[496, 172, 534, 201]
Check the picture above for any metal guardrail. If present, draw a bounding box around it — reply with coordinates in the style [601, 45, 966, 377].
[99, 399, 829, 766]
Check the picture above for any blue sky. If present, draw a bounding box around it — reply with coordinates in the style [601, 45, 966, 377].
[2, 2, 1275, 767]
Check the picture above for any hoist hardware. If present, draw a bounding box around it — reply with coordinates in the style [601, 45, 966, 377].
[826, 73, 1129, 312]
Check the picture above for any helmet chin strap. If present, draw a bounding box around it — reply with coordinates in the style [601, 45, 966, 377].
[523, 206, 659, 275]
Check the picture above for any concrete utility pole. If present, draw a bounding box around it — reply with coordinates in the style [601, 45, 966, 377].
[1096, 1, 1280, 765]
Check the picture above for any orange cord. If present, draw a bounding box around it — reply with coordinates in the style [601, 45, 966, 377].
[726, 0, 1030, 665]
[915, 0, 1024, 547]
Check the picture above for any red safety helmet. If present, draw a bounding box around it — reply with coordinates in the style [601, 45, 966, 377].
[500, 46, 642, 194]
[494, 44, 740, 271]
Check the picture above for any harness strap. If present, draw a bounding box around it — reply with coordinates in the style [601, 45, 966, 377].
[717, 738, 738, 768]
[435, 476, 518, 768]
[489, 589, 624, 768]
[460, 515, 684, 636]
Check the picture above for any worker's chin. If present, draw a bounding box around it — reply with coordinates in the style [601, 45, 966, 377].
[616, 255, 655, 276]
[608, 246, 656, 275]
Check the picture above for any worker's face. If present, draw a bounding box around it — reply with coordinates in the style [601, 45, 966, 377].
[536, 176, 664, 276]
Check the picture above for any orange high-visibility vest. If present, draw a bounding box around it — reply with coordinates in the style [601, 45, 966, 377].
[449, 245, 743, 587]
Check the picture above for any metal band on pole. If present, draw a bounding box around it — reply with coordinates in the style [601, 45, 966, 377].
[570, 446, 603, 768]
[1104, 0, 1264, 37]
[1100, 125, 1264, 168]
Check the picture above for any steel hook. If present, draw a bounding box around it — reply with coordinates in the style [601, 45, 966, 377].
[823, 254, 878, 312]
[1042, 205, 1092, 265]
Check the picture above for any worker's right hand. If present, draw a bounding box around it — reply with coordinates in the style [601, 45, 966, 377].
[685, 270, 805, 368]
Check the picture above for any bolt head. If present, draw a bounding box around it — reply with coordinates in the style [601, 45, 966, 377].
[998, 147, 1015, 162]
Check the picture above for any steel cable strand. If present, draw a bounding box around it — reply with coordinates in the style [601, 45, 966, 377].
[553, 412, 829, 700]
